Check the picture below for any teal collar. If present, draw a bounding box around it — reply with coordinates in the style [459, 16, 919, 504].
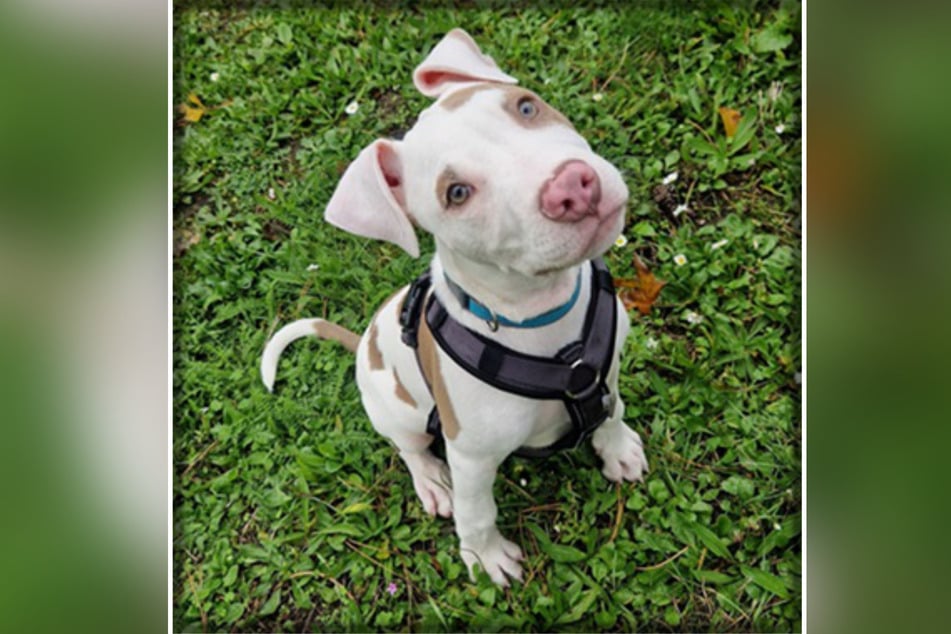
[443, 268, 583, 330]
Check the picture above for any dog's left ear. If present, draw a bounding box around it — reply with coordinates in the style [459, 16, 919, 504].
[413, 28, 517, 98]
[324, 139, 419, 258]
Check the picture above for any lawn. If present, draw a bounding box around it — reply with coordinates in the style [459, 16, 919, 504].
[173, 2, 801, 631]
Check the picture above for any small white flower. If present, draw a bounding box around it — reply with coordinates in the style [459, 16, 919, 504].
[543, 77, 552, 85]
[345, 100, 359, 116]
[592, 92, 604, 102]
[554, 524, 561, 533]
[210, 71, 220, 82]
[710, 239, 729, 251]
[684, 310, 704, 325]
[746, 158, 756, 167]
[774, 123, 785, 134]
[661, 171, 679, 185]
[307, 263, 320, 272]
[672, 204, 689, 218]
[614, 234, 628, 248]
[267, 187, 276, 200]
[519, 478, 527, 487]
[773, 523, 782, 532]
[753, 237, 760, 249]
[200, 406, 209, 414]
[645, 337, 659, 351]
[768, 81, 783, 102]
[673, 253, 687, 266]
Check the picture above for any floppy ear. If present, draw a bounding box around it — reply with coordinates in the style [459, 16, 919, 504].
[324, 140, 419, 258]
[413, 28, 518, 98]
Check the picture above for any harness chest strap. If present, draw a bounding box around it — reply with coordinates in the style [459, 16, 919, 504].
[400, 258, 618, 459]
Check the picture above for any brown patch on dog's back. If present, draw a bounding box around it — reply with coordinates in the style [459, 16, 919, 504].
[370, 288, 407, 326]
[367, 324, 384, 370]
[312, 320, 361, 353]
[393, 368, 418, 408]
[364, 288, 407, 371]
[416, 313, 460, 440]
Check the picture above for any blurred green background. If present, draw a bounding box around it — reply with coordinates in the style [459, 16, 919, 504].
[807, 2, 951, 633]
[1, 0, 949, 630]
[0, 1, 166, 633]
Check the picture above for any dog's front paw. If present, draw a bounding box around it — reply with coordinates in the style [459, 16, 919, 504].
[460, 527, 525, 587]
[592, 420, 649, 483]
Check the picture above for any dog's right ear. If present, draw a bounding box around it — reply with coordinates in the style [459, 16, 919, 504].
[413, 28, 517, 98]
[324, 140, 420, 258]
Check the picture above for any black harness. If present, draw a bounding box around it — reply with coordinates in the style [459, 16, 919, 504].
[399, 258, 618, 459]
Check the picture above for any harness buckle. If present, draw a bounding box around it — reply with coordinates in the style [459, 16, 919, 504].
[566, 380, 612, 449]
[565, 358, 601, 400]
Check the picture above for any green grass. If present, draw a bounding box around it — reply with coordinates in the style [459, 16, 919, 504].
[173, 2, 801, 631]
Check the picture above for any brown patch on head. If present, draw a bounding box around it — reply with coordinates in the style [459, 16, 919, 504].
[499, 85, 574, 130]
[392, 368, 418, 409]
[312, 320, 361, 353]
[438, 83, 496, 111]
[434, 167, 462, 208]
[439, 83, 574, 131]
[416, 314, 460, 440]
[367, 323, 384, 370]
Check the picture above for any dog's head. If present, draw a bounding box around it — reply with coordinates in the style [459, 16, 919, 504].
[325, 29, 627, 277]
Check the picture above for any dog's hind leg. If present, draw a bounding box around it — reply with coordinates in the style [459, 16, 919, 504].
[360, 382, 453, 519]
[398, 445, 454, 518]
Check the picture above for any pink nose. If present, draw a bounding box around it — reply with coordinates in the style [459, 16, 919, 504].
[540, 160, 601, 222]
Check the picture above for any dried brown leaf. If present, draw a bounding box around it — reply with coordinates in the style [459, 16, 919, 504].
[614, 254, 666, 316]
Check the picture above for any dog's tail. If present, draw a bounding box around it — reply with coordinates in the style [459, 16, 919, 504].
[260, 318, 361, 392]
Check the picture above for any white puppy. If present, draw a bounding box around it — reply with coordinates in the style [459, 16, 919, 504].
[261, 29, 648, 586]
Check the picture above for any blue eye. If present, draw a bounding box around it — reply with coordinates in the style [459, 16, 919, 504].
[518, 98, 538, 118]
[446, 183, 471, 206]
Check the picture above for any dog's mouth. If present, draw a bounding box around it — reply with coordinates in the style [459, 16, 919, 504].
[532, 203, 625, 276]
[587, 204, 624, 247]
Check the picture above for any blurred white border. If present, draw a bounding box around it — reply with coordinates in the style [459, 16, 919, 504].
[166, 1, 173, 631]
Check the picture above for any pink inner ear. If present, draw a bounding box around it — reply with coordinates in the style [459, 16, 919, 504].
[376, 143, 406, 207]
[417, 69, 487, 91]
